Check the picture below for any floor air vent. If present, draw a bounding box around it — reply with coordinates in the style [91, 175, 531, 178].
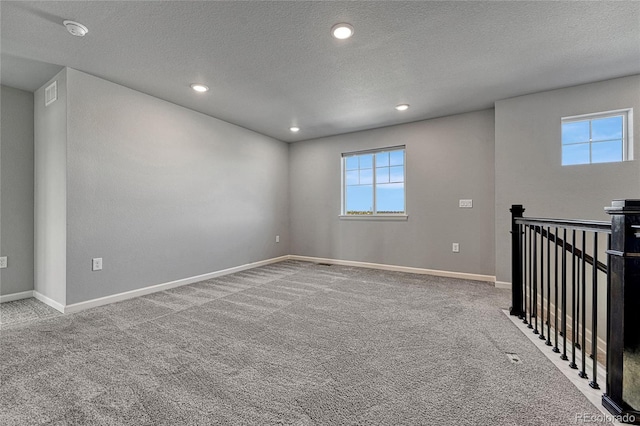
[317, 263, 332, 266]
[506, 353, 522, 364]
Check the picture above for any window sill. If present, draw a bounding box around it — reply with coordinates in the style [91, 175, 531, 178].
[339, 215, 408, 221]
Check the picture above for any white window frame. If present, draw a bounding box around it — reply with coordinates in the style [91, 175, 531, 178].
[561, 108, 633, 166]
[340, 146, 408, 221]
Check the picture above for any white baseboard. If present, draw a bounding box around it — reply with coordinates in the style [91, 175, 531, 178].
[531, 296, 608, 356]
[289, 255, 496, 283]
[495, 281, 512, 289]
[33, 291, 65, 313]
[0, 290, 34, 303]
[62, 255, 290, 314]
[33, 254, 498, 314]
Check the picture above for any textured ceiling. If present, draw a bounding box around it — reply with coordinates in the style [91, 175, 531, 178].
[1, 1, 639, 142]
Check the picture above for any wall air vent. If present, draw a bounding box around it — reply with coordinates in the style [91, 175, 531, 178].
[45, 81, 57, 106]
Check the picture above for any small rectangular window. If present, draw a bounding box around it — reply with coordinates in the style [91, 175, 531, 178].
[342, 146, 406, 216]
[561, 109, 632, 166]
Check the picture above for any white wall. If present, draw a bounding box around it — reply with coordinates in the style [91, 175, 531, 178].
[495, 75, 640, 283]
[0, 85, 34, 297]
[289, 110, 495, 277]
[34, 69, 68, 305]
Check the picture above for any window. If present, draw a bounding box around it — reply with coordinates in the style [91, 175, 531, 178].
[561, 109, 632, 166]
[342, 146, 406, 216]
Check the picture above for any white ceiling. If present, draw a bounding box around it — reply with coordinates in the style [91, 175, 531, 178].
[1, 1, 639, 142]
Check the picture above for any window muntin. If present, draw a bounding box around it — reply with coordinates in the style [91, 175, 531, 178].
[561, 110, 631, 166]
[342, 147, 405, 215]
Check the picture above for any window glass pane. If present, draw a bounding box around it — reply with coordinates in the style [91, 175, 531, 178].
[345, 156, 359, 171]
[375, 152, 389, 167]
[389, 166, 404, 183]
[376, 183, 405, 213]
[390, 150, 404, 166]
[346, 170, 358, 185]
[359, 154, 373, 169]
[359, 168, 373, 185]
[592, 140, 623, 163]
[343, 147, 406, 215]
[346, 185, 373, 214]
[562, 143, 590, 165]
[562, 121, 590, 145]
[376, 166, 390, 183]
[592, 116, 623, 141]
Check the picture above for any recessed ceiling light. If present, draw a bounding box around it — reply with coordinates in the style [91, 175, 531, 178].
[290, 126, 300, 133]
[395, 104, 410, 111]
[63, 20, 88, 37]
[331, 23, 354, 40]
[190, 83, 209, 93]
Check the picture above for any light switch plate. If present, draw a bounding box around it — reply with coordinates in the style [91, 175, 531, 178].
[459, 199, 473, 208]
[0, 257, 7, 268]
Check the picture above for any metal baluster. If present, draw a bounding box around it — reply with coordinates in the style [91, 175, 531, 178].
[546, 226, 552, 346]
[528, 226, 534, 329]
[561, 228, 568, 361]
[579, 231, 588, 378]
[533, 226, 539, 334]
[589, 232, 600, 389]
[539, 227, 546, 340]
[520, 225, 527, 324]
[569, 229, 578, 369]
[523, 225, 528, 324]
[575, 241, 581, 351]
[553, 227, 560, 353]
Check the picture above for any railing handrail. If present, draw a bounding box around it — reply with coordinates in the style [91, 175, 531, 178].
[534, 226, 608, 273]
[511, 201, 640, 423]
[515, 216, 612, 233]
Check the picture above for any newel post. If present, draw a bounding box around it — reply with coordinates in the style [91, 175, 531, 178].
[510, 204, 525, 317]
[603, 199, 640, 424]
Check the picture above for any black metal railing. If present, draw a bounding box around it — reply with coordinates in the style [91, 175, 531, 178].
[510, 200, 640, 424]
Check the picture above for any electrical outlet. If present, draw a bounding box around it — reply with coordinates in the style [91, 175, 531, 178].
[276, 235, 280, 243]
[92, 258, 103, 271]
[452, 243, 460, 253]
[0, 256, 7, 269]
[459, 199, 473, 208]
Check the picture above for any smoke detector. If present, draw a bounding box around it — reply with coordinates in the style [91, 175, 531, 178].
[63, 20, 88, 37]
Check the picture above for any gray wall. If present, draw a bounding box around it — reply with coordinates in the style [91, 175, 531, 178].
[26, 68, 636, 306]
[495, 75, 640, 283]
[0, 85, 34, 296]
[34, 69, 68, 305]
[289, 110, 495, 276]
[64, 69, 289, 304]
